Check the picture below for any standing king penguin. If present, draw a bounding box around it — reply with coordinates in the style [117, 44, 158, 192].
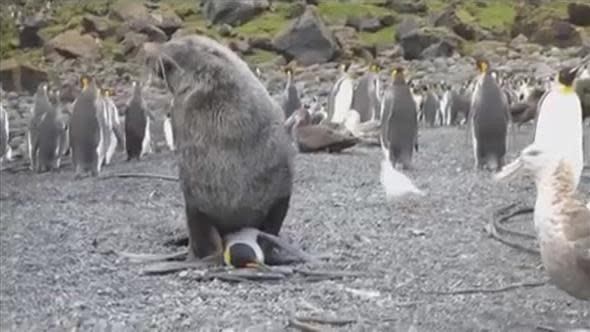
[124, 81, 151, 161]
[142, 36, 295, 264]
[28, 83, 53, 171]
[351, 63, 381, 122]
[0, 103, 11, 164]
[36, 87, 67, 172]
[327, 63, 354, 123]
[280, 67, 301, 119]
[470, 58, 510, 171]
[69, 75, 103, 177]
[534, 66, 584, 189]
[381, 67, 418, 170]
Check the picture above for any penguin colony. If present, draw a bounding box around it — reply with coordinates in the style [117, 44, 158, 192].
[1, 34, 589, 300]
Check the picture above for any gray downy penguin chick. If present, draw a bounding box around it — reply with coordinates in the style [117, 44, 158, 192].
[421, 85, 439, 127]
[124, 81, 151, 161]
[0, 103, 11, 164]
[143, 36, 296, 262]
[69, 75, 103, 177]
[383, 67, 418, 170]
[470, 58, 510, 171]
[280, 67, 301, 119]
[351, 63, 381, 122]
[28, 83, 53, 171]
[36, 88, 67, 173]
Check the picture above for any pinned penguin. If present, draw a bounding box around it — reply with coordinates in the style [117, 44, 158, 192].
[69, 75, 104, 177]
[469, 58, 510, 171]
[534, 66, 584, 189]
[124, 81, 152, 161]
[327, 63, 354, 123]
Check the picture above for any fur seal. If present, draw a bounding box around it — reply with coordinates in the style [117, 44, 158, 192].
[470, 59, 509, 171]
[143, 36, 296, 263]
[69, 76, 103, 177]
[124, 81, 151, 161]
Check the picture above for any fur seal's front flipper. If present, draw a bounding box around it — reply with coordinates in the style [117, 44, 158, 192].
[117, 249, 188, 263]
[141, 254, 221, 275]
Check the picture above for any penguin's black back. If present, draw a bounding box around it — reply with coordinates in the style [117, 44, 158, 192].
[423, 92, 438, 127]
[70, 86, 101, 168]
[125, 94, 147, 159]
[387, 82, 418, 167]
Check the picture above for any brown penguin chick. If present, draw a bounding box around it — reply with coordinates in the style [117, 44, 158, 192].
[289, 108, 359, 153]
[496, 145, 590, 301]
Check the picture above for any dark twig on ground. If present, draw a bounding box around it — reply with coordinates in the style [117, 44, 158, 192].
[485, 203, 540, 255]
[99, 173, 179, 181]
[428, 280, 546, 295]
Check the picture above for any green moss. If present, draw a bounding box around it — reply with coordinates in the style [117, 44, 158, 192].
[2, 49, 46, 68]
[39, 24, 68, 40]
[424, 0, 447, 13]
[100, 37, 120, 58]
[160, 0, 197, 18]
[244, 50, 277, 65]
[463, 1, 516, 34]
[359, 25, 396, 46]
[0, 14, 19, 58]
[317, 2, 392, 25]
[235, 3, 293, 38]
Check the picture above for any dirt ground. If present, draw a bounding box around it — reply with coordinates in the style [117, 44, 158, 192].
[1, 125, 589, 332]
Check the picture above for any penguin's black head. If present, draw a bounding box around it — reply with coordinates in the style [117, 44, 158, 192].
[557, 67, 578, 88]
[422, 85, 428, 92]
[284, 66, 293, 76]
[340, 62, 351, 73]
[223, 242, 261, 268]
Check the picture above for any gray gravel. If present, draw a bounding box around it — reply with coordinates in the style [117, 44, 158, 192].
[1, 125, 589, 332]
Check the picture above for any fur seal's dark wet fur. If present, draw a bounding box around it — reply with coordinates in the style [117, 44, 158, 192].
[144, 36, 296, 263]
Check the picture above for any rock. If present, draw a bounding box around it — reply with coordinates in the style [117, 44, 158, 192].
[200, 0, 270, 26]
[81, 15, 115, 39]
[46, 30, 101, 59]
[432, 6, 480, 41]
[509, 33, 529, 48]
[568, 2, 590, 27]
[345, 15, 383, 33]
[228, 39, 252, 55]
[531, 20, 582, 48]
[249, 37, 276, 52]
[395, 17, 421, 41]
[382, 0, 427, 14]
[471, 40, 509, 58]
[420, 40, 456, 59]
[121, 31, 148, 56]
[129, 19, 168, 42]
[273, 6, 341, 66]
[19, 16, 46, 48]
[400, 27, 461, 60]
[217, 24, 235, 38]
[379, 14, 398, 27]
[110, 1, 150, 22]
[0, 59, 48, 95]
[150, 8, 184, 36]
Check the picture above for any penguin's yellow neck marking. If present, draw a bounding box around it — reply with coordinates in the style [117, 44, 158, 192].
[558, 84, 574, 94]
[81, 78, 89, 90]
[223, 247, 231, 266]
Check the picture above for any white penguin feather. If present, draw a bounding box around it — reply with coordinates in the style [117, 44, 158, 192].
[332, 77, 354, 123]
[163, 116, 175, 151]
[379, 159, 425, 200]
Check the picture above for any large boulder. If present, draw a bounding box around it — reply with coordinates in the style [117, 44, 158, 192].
[121, 31, 149, 57]
[81, 15, 116, 39]
[395, 17, 422, 41]
[531, 20, 582, 48]
[568, 2, 590, 27]
[432, 6, 482, 41]
[0, 59, 48, 95]
[150, 8, 184, 36]
[400, 27, 462, 60]
[46, 30, 101, 59]
[200, 0, 270, 26]
[273, 6, 341, 66]
[381, 0, 427, 14]
[110, 1, 150, 22]
[19, 16, 46, 48]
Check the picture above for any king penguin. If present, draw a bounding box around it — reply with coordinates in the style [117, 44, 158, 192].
[382, 67, 418, 169]
[28, 83, 53, 171]
[421, 85, 439, 127]
[96, 88, 116, 166]
[280, 67, 301, 119]
[69, 75, 103, 177]
[36, 87, 67, 173]
[470, 58, 510, 171]
[0, 103, 11, 164]
[124, 80, 151, 161]
[163, 109, 175, 151]
[351, 63, 381, 122]
[534, 66, 584, 189]
[327, 63, 354, 123]
[102, 88, 124, 162]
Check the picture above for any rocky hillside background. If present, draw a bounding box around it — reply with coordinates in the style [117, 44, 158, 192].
[1, 0, 590, 93]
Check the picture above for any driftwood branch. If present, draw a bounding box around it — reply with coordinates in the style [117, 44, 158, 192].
[429, 280, 546, 295]
[99, 173, 179, 181]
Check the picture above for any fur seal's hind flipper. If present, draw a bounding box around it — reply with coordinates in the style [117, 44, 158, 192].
[117, 249, 188, 263]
